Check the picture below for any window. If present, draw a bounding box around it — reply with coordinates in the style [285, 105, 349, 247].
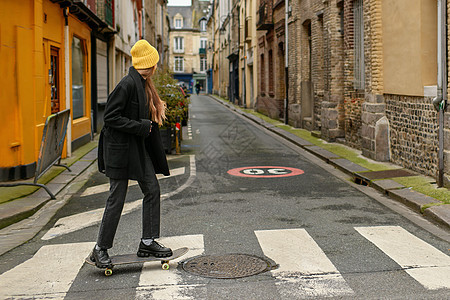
[260, 54, 265, 93]
[354, 0, 365, 90]
[174, 37, 184, 53]
[72, 36, 85, 119]
[268, 50, 274, 93]
[200, 19, 207, 31]
[200, 38, 208, 49]
[174, 56, 184, 72]
[200, 57, 207, 72]
[175, 18, 182, 29]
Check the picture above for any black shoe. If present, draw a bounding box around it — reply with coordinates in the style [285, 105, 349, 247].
[90, 247, 112, 268]
[137, 240, 173, 258]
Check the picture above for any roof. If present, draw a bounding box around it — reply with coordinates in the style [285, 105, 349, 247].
[168, 6, 193, 29]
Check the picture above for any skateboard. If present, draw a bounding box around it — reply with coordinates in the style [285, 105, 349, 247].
[85, 247, 189, 276]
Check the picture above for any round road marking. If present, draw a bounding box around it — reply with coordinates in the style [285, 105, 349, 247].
[227, 166, 304, 178]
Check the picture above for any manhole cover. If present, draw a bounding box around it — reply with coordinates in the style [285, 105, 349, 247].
[182, 254, 276, 279]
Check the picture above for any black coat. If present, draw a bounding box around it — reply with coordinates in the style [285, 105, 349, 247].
[98, 66, 170, 180]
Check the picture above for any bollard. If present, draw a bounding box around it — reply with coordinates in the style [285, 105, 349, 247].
[175, 118, 181, 155]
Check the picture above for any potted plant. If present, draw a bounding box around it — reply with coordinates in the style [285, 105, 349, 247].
[153, 68, 189, 153]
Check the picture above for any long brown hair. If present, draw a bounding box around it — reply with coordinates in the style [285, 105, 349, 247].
[139, 67, 166, 125]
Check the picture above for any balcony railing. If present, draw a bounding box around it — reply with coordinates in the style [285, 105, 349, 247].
[257, 1, 273, 31]
[199, 48, 206, 56]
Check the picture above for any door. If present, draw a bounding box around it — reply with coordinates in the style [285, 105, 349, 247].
[50, 47, 60, 114]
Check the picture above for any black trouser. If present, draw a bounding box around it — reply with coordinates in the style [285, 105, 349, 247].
[96, 175, 161, 249]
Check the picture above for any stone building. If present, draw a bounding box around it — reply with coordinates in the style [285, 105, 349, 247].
[240, 0, 258, 108]
[144, 0, 170, 67]
[212, 0, 232, 97]
[256, 0, 287, 119]
[287, 0, 447, 184]
[168, 1, 209, 92]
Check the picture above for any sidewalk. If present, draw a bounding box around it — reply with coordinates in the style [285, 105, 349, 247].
[209, 94, 450, 231]
[0, 140, 99, 255]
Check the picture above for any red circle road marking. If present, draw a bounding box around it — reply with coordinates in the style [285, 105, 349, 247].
[227, 166, 305, 178]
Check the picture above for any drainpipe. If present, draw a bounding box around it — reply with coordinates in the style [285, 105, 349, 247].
[242, 5, 246, 108]
[433, 0, 447, 187]
[64, 7, 72, 157]
[284, 0, 289, 124]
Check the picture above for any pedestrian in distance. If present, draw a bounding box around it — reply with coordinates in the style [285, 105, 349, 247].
[90, 40, 173, 269]
[195, 82, 201, 95]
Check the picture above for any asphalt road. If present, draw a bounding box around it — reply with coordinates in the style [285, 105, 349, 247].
[0, 94, 449, 299]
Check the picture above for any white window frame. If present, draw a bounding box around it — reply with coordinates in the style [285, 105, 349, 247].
[200, 57, 207, 72]
[174, 56, 184, 72]
[174, 37, 184, 53]
[175, 18, 183, 29]
[200, 38, 208, 49]
[200, 19, 207, 31]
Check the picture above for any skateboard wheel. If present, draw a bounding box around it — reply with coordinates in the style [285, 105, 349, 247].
[105, 269, 113, 276]
[162, 262, 170, 270]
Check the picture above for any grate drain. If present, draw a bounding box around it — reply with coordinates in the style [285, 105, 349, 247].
[181, 254, 276, 279]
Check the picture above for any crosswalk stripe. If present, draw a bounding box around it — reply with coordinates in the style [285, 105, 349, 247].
[0, 242, 94, 299]
[255, 228, 354, 298]
[136, 234, 205, 300]
[42, 156, 195, 240]
[80, 167, 186, 197]
[356, 226, 450, 290]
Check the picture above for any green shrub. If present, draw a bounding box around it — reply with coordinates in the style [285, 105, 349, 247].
[152, 68, 189, 127]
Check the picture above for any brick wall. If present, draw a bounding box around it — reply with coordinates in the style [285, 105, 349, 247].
[343, 0, 362, 148]
[256, 0, 286, 119]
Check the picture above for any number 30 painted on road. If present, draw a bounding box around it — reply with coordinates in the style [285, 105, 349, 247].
[228, 166, 304, 178]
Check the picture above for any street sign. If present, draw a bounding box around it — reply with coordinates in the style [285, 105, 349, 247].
[227, 166, 304, 178]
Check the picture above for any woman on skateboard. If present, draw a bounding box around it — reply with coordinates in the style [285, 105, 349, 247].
[91, 40, 173, 268]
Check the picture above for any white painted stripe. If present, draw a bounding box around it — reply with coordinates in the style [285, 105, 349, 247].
[80, 167, 186, 197]
[42, 156, 196, 240]
[255, 228, 353, 298]
[356, 226, 450, 290]
[0, 242, 94, 299]
[136, 234, 205, 299]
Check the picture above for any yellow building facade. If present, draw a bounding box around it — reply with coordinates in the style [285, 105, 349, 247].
[1, 0, 93, 181]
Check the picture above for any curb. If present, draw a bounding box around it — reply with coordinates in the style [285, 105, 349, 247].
[208, 94, 450, 230]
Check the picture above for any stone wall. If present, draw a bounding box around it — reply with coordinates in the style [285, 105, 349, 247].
[385, 94, 438, 177]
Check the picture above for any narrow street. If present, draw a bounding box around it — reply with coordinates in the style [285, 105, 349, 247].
[0, 95, 449, 299]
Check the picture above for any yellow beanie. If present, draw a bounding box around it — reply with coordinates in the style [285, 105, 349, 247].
[130, 40, 159, 69]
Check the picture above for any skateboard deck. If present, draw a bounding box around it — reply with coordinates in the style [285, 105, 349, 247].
[85, 247, 189, 276]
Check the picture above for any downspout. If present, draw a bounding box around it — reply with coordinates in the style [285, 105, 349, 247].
[433, 0, 447, 187]
[161, 3, 164, 65]
[142, 0, 145, 39]
[242, 6, 246, 108]
[284, 0, 289, 124]
[64, 7, 72, 156]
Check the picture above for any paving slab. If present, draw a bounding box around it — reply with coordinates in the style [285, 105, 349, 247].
[0, 197, 49, 229]
[271, 129, 314, 147]
[61, 160, 92, 176]
[356, 169, 416, 180]
[330, 158, 369, 175]
[388, 188, 438, 211]
[31, 183, 66, 198]
[48, 174, 76, 184]
[304, 145, 340, 162]
[371, 179, 405, 193]
[423, 205, 450, 228]
[80, 148, 98, 160]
